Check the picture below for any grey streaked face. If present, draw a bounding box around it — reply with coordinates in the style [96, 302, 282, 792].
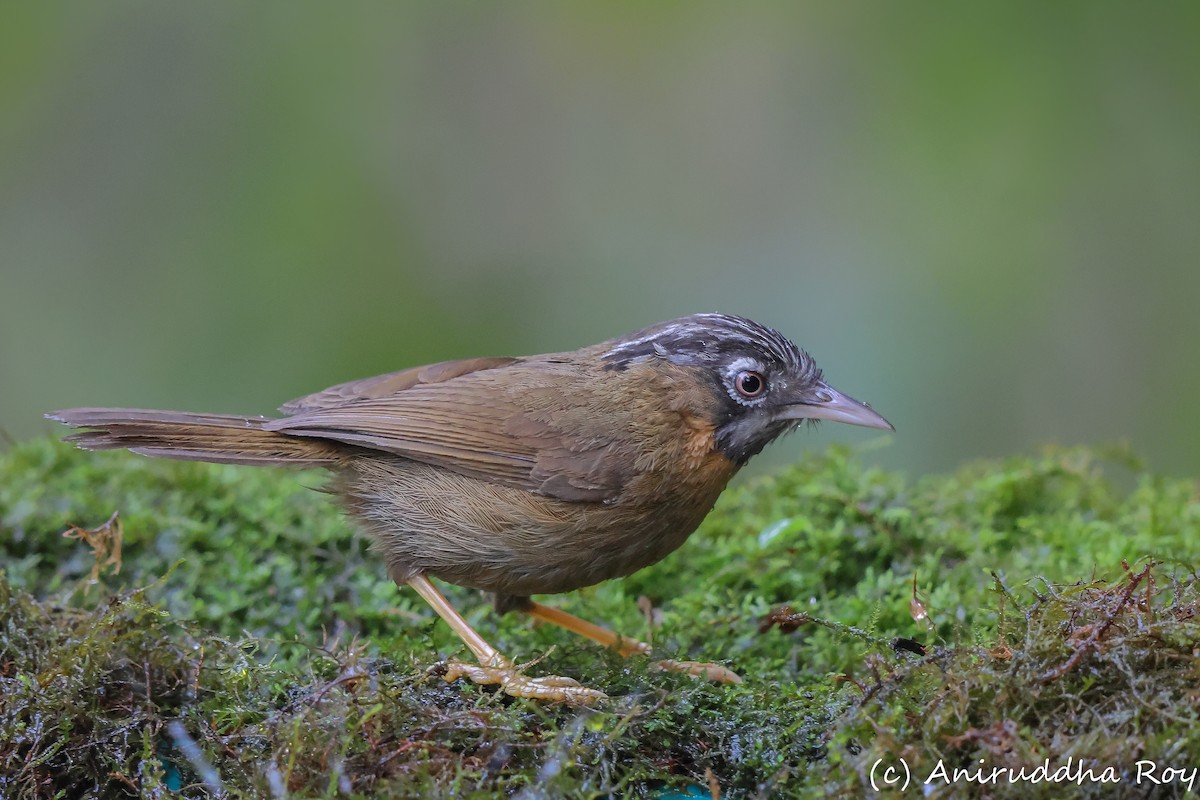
[603, 313, 892, 464]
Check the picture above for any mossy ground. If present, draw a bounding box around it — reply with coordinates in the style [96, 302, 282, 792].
[2, 440, 1198, 798]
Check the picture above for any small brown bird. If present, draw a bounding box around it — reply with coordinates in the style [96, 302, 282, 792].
[49, 313, 891, 702]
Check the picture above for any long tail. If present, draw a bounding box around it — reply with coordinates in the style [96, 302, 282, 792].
[47, 408, 343, 467]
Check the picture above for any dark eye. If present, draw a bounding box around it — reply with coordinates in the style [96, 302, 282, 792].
[734, 370, 766, 399]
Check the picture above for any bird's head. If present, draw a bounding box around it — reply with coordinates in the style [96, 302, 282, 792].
[602, 313, 893, 464]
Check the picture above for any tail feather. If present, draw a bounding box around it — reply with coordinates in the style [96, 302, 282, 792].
[47, 408, 342, 467]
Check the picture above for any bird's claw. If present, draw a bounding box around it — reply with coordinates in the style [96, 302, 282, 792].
[653, 658, 742, 684]
[438, 658, 609, 704]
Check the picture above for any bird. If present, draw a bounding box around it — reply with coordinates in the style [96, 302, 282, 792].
[48, 313, 892, 703]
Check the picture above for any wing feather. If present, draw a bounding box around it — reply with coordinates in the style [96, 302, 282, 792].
[267, 358, 631, 502]
[279, 357, 519, 415]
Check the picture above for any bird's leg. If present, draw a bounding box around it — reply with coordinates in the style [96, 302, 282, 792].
[524, 601, 741, 684]
[406, 574, 607, 703]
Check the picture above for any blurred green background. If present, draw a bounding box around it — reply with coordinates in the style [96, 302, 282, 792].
[2, 4, 1197, 477]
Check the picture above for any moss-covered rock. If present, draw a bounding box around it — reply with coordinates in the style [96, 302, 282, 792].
[1, 440, 1197, 797]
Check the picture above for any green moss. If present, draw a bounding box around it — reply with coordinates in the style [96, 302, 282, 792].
[1, 440, 1198, 797]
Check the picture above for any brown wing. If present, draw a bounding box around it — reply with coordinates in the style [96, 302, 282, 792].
[279, 357, 520, 415]
[267, 358, 635, 502]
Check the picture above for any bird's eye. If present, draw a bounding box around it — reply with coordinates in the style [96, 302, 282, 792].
[734, 370, 766, 399]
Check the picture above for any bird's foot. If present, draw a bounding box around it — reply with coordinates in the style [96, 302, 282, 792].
[437, 658, 608, 704]
[653, 659, 742, 684]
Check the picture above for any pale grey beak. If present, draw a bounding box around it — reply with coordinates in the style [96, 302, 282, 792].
[775, 382, 894, 431]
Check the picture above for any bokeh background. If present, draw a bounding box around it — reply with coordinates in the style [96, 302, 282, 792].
[2, 4, 1197, 478]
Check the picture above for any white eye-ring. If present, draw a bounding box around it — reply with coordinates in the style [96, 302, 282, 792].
[724, 357, 769, 405]
[734, 370, 766, 399]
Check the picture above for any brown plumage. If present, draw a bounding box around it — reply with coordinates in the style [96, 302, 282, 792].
[50, 313, 892, 702]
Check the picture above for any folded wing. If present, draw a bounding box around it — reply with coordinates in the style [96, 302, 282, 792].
[269, 357, 629, 502]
